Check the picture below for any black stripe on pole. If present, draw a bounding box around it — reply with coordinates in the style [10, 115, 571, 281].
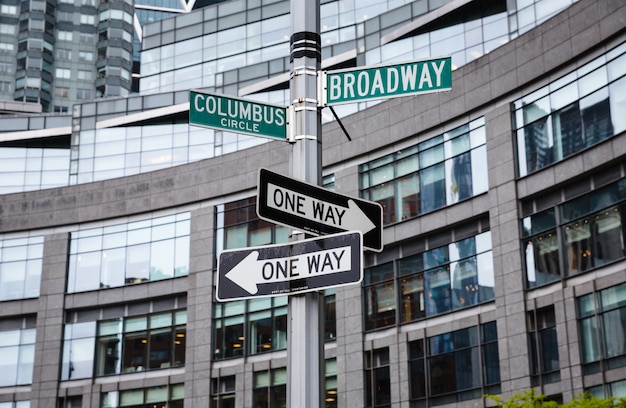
[290, 31, 321, 62]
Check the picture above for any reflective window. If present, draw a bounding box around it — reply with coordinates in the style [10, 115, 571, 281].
[253, 367, 286, 408]
[522, 177, 626, 286]
[364, 228, 494, 331]
[587, 378, 626, 399]
[409, 322, 500, 406]
[0, 316, 36, 387]
[61, 305, 186, 380]
[0, 236, 43, 301]
[101, 383, 184, 408]
[528, 306, 560, 386]
[514, 42, 626, 176]
[213, 297, 287, 359]
[0, 402, 30, 408]
[577, 283, 626, 375]
[211, 376, 235, 408]
[364, 348, 390, 408]
[67, 212, 190, 293]
[0, 147, 70, 194]
[360, 118, 487, 225]
[513, 0, 578, 36]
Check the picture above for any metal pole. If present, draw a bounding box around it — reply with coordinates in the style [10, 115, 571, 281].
[288, 0, 323, 407]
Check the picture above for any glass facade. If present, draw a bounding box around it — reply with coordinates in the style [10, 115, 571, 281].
[528, 306, 560, 386]
[0, 148, 70, 194]
[211, 376, 236, 408]
[514, 41, 626, 176]
[409, 322, 500, 406]
[101, 383, 184, 408]
[0, 235, 43, 301]
[0, 316, 36, 387]
[73, 125, 216, 184]
[522, 177, 626, 287]
[364, 348, 391, 408]
[359, 118, 487, 225]
[61, 304, 186, 380]
[67, 212, 190, 292]
[364, 230, 494, 331]
[252, 367, 287, 408]
[369, 10, 509, 71]
[577, 282, 626, 374]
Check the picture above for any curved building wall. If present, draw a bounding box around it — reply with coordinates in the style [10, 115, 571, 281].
[0, 0, 625, 407]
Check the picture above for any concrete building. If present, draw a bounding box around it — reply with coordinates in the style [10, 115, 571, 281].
[0, 0, 625, 407]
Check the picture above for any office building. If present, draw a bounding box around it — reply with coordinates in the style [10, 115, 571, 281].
[0, 0, 625, 407]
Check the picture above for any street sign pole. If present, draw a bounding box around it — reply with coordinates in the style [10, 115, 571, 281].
[288, 0, 323, 407]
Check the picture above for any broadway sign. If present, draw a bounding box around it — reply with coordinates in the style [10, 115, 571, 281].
[322, 56, 452, 105]
[216, 231, 362, 301]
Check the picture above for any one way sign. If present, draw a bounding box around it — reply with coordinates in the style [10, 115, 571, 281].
[257, 168, 383, 252]
[216, 231, 362, 301]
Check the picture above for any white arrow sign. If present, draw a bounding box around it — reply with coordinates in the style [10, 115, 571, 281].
[267, 182, 376, 233]
[216, 231, 363, 301]
[257, 168, 383, 252]
[225, 245, 352, 295]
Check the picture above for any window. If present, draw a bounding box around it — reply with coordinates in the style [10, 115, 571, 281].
[55, 87, 70, 98]
[522, 176, 626, 286]
[0, 316, 36, 387]
[80, 33, 95, 44]
[56, 68, 71, 79]
[364, 348, 390, 408]
[66, 212, 190, 293]
[0, 42, 14, 53]
[56, 49, 72, 60]
[364, 228, 494, 331]
[577, 282, 626, 374]
[0, 5, 18, 15]
[0, 236, 43, 301]
[409, 340, 427, 403]
[253, 367, 286, 408]
[409, 322, 500, 406]
[0, 24, 16, 35]
[514, 41, 626, 176]
[0, 402, 30, 408]
[61, 303, 186, 380]
[101, 384, 184, 408]
[76, 88, 92, 99]
[528, 306, 560, 385]
[360, 117, 487, 225]
[80, 15, 95, 25]
[211, 376, 235, 408]
[522, 209, 560, 288]
[79, 51, 94, 62]
[58, 31, 73, 41]
[0, 81, 10, 92]
[213, 297, 287, 359]
[587, 378, 626, 399]
[0, 62, 12, 73]
[78, 70, 92, 80]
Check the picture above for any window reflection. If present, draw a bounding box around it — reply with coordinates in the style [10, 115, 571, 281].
[0, 236, 43, 301]
[0, 317, 36, 387]
[365, 230, 494, 330]
[360, 118, 487, 226]
[515, 42, 626, 176]
[577, 283, 626, 374]
[67, 212, 190, 293]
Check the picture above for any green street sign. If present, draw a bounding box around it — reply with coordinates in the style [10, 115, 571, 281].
[323, 56, 452, 106]
[189, 90, 288, 140]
